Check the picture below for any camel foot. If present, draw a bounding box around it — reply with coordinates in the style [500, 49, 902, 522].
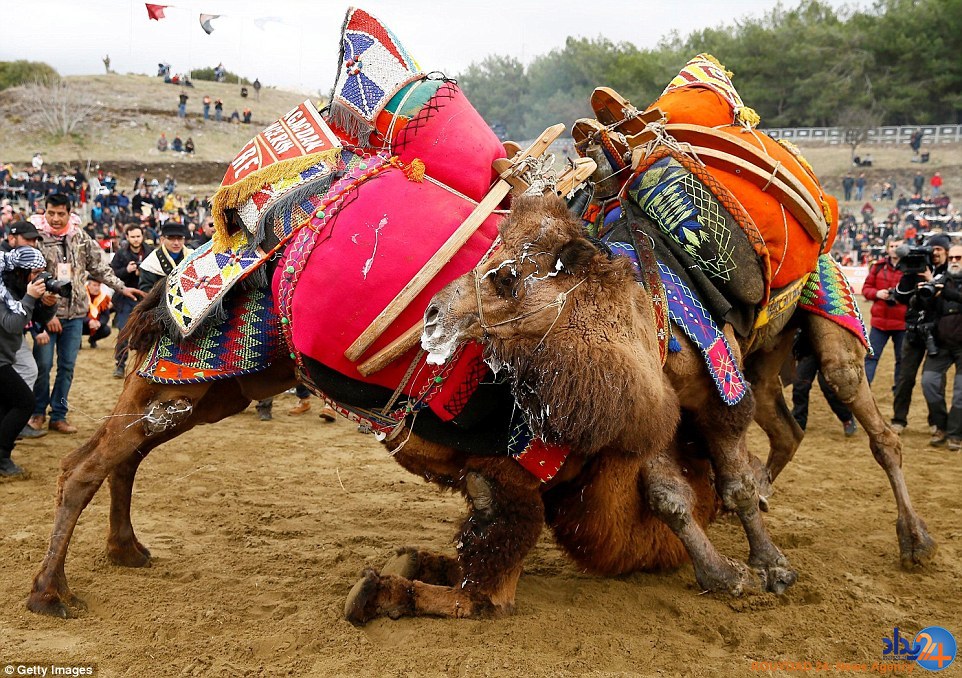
[107, 539, 152, 568]
[695, 557, 762, 597]
[380, 547, 419, 579]
[897, 518, 938, 570]
[752, 558, 798, 595]
[344, 569, 385, 626]
[26, 589, 86, 618]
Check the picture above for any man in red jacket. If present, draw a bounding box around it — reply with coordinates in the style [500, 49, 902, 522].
[862, 239, 907, 385]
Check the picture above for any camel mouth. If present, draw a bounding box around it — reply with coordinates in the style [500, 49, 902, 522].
[421, 303, 460, 365]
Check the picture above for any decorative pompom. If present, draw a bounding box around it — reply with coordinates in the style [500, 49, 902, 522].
[736, 106, 761, 128]
[403, 158, 426, 182]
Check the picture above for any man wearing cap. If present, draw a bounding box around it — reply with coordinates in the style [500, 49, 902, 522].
[0, 246, 49, 475]
[27, 193, 145, 435]
[138, 222, 193, 292]
[891, 232, 950, 438]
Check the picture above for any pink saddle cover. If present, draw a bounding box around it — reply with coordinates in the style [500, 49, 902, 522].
[274, 84, 505, 420]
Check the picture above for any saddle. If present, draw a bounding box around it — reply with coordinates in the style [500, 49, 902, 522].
[576, 54, 840, 337]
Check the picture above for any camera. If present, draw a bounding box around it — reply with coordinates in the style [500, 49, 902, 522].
[916, 273, 948, 301]
[895, 245, 933, 274]
[37, 272, 73, 299]
[910, 321, 940, 356]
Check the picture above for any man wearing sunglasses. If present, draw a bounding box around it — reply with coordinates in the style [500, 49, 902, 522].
[891, 233, 949, 439]
[918, 244, 962, 450]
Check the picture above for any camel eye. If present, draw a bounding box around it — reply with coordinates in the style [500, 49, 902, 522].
[492, 271, 518, 298]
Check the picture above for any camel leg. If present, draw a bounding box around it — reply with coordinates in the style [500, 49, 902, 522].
[104, 363, 295, 571]
[693, 392, 797, 594]
[642, 447, 761, 596]
[344, 459, 544, 624]
[545, 452, 713, 575]
[745, 329, 803, 493]
[804, 314, 937, 569]
[377, 547, 461, 585]
[27, 376, 213, 617]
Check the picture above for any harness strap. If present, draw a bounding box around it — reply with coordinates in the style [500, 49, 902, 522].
[628, 220, 670, 365]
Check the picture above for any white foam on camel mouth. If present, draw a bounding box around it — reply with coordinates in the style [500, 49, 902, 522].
[423, 333, 459, 365]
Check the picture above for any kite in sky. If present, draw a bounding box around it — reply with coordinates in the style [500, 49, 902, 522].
[145, 3, 168, 20]
[199, 13, 221, 34]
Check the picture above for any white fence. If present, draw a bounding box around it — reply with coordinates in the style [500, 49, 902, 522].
[766, 124, 962, 146]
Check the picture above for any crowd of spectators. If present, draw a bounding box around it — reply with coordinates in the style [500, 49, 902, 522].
[0, 161, 213, 256]
[831, 175, 959, 266]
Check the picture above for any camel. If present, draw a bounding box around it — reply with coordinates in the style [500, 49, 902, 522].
[423, 192, 936, 584]
[28, 281, 725, 621]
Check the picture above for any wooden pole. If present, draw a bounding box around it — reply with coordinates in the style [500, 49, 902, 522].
[344, 123, 566, 363]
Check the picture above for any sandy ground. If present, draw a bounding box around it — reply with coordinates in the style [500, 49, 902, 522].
[1, 329, 960, 677]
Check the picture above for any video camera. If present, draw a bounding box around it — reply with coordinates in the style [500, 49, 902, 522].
[895, 245, 933, 274]
[37, 272, 72, 299]
[917, 273, 948, 300]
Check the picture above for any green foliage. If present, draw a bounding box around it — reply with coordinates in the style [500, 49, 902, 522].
[0, 61, 59, 90]
[456, 0, 962, 136]
[190, 67, 250, 85]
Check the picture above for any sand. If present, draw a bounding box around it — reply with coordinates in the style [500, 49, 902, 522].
[1, 333, 960, 677]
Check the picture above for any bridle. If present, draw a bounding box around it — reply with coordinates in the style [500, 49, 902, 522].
[473, 263, 588, 348]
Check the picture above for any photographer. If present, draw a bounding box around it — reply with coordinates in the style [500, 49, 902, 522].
[890, 233, 949, 435]
[0, 246, 48, 476]
[862, 239, 906, 385]
[918, 244, 962, 450]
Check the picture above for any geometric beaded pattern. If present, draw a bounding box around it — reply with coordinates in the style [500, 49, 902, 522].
[138, 285, 281, 384]
[798, 253, 871, 351]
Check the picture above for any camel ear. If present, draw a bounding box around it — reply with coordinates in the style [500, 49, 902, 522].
[557, 238, 596, 275]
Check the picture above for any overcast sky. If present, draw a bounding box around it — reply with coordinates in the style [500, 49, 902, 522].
[3, 0, 862, 93]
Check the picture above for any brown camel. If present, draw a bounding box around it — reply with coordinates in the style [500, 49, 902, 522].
[27, 282, 721, 621]
[423, 193, 936, 579]
[423, 193, 796, 595]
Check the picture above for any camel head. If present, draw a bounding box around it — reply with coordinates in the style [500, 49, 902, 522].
[423, 193, 671, 453]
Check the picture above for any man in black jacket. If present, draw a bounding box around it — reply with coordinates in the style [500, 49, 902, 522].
[920, 244, 962, 450]
[109, 224, 152, 377]
[891, 233, 949, 436]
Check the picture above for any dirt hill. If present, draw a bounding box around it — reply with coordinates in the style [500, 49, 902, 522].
[0, 73, 322, 194]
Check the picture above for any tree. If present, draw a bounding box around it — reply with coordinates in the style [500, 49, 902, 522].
[836, 105, 883, 162]
[0, 60, 58, 91]
[17, 79, 102, 138]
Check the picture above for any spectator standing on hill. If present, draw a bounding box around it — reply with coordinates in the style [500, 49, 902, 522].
[230, 110, 240, 123]
[910, 129, 923, 155]
[214, 98, 223, 122]
[862, 239, 907, 385]
[931, 172, 943, 197]
[177, 91, 188, 118]
[184, 137, 195, 154]
[157, 133, 168, 152]
[202, 94, 211, 120]
[253, 78, 261, 100]
[913, 171, 925, 195]
[842, 173, 855, 202]
[27, 194, 144, 435]
[855, 173, 866, 201]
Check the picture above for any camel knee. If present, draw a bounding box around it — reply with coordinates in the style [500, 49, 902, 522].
[143, 397, 193, 436]
[465, 472, 494, 517]
[719, 473, 758, 513]
[819, 362, 863, 404]
[647, 478, 693, 533]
